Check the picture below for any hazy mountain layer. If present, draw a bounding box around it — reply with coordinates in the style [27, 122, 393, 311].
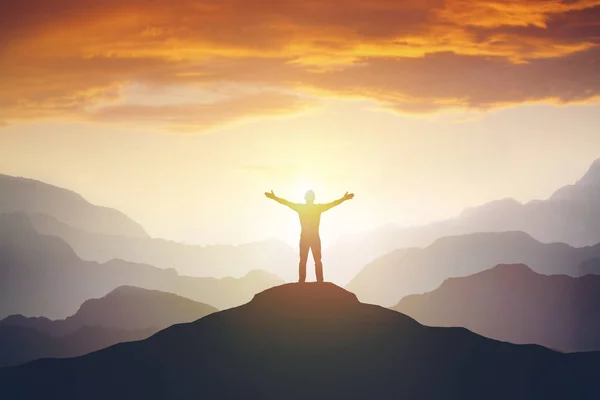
[329, 158, 600, 284]
[0, 174, 147, 238]
[1, 286, 217, 335]
[0, 213, 283, 319]
[346, 231, 600, 306]
[0, 286, 216, 367]
[28, 212, 297, 279]
[395, 264, 600, 352]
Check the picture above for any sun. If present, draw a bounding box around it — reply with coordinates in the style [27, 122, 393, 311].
[296, 178, 319, 200]
[283, 176, 331, 202]
[298, 182, 313, 194]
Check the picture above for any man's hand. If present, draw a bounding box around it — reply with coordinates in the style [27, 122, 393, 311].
[265, 190, 276, 200]
[343, 191, 354, 201]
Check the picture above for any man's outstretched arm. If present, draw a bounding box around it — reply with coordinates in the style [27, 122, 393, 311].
[321, 192, 354, 212]
[265, 190, 298, 210]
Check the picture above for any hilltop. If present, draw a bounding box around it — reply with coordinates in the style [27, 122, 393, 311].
[1, 283, 599, 399]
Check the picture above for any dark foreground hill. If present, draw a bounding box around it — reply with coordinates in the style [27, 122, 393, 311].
[394, 264, 600, 352]
[0, 325, 154, 369]
[0, 287, 217, 367]
[2, 283, 599, 400]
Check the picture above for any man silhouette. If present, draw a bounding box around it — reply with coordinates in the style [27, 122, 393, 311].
[265, 189, 354, 283]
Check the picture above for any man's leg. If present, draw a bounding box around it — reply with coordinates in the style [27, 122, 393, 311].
[312, 237, 324, 283]
[299, 237, 309, 283]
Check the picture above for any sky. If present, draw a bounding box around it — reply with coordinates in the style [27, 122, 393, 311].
[1, 0, 600, 246]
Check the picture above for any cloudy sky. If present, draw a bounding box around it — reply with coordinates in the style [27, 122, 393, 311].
[1, 0, 600, 245]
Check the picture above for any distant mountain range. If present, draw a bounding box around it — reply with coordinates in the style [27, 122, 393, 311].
[0, 213, 283, 319]
[329, 158, 600, 285]
[5, 158, 600, 286]
[394, 264, 600, 352]
[0, 174, 147, 238]
[346, 231, 600, 306]
[0, 286, 218, 335]
[1, 283, 599, 400]
[28, 212, 297, 279]
[0, 286, 216, 367]
[0, 173, 298, 279]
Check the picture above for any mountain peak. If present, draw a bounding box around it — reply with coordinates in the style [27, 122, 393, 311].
[489, 263, 535, 273]
[67, 285, 218, 332]
[576, 158, 600, 186]
[438, 264, 536, 291]
[249, 282, 359, 313]
[429, 231, 538, 249]
[0, 173, 148, 237]
[459, 198, 522, 218]
[468, 263, 538, 281]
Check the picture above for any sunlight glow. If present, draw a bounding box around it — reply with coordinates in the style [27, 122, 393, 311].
[298, 181, 314, 199]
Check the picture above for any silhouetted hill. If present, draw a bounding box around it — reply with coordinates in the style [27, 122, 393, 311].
[0, 287, 216, 367]
[27, 212, 297, 279]
[328, 158, 600, 284]
[0, 213, 283, 319]
[0, 174, 147, 237]
[1, 283, 599, 400]
[65, 286, 218, 331]
[579, 257, 600, 276]
[394, 264, 600, 352]
[0, 325, 154, 368]
[1, 286, 217, 335]
[346, 231, 600, 306]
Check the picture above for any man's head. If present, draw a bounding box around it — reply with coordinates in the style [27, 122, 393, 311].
[304, 190, 315, 203]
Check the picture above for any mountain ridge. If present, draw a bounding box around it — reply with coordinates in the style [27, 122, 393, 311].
[346, 230, 600, 306]
[25, 211, 297, 279]
[0, 213, 283, 319]
[0, 286, 217, 367]
[0, 174, 148, 238]
[394, 263, 600, 352]
[328, 158, 600, 284]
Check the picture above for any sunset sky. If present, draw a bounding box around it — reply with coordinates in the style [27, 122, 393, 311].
[1, 0, 600, 246]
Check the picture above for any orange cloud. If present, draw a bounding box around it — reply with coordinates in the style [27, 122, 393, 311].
[300, 47, 600, 112]
[86, 91, 316, 132]
[1, 0, 600, 126]
[437, 0, 600, 28]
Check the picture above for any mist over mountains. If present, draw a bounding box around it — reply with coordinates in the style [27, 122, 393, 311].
[0, 213, 282, 319]
[0, 160, 600, 399]
[346, 231, 600, 306]
[1, 286, 218, 335]
[0, 174, 147, 238]
[28, 212, 297, 280]
[1, 283, 599, 400]
[0, 287, 216, 367]
[3, 158, 600, 286]
[329, 158, 600, 284]
[394, 264, 600, 353]
[0, 173, 297, 280]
